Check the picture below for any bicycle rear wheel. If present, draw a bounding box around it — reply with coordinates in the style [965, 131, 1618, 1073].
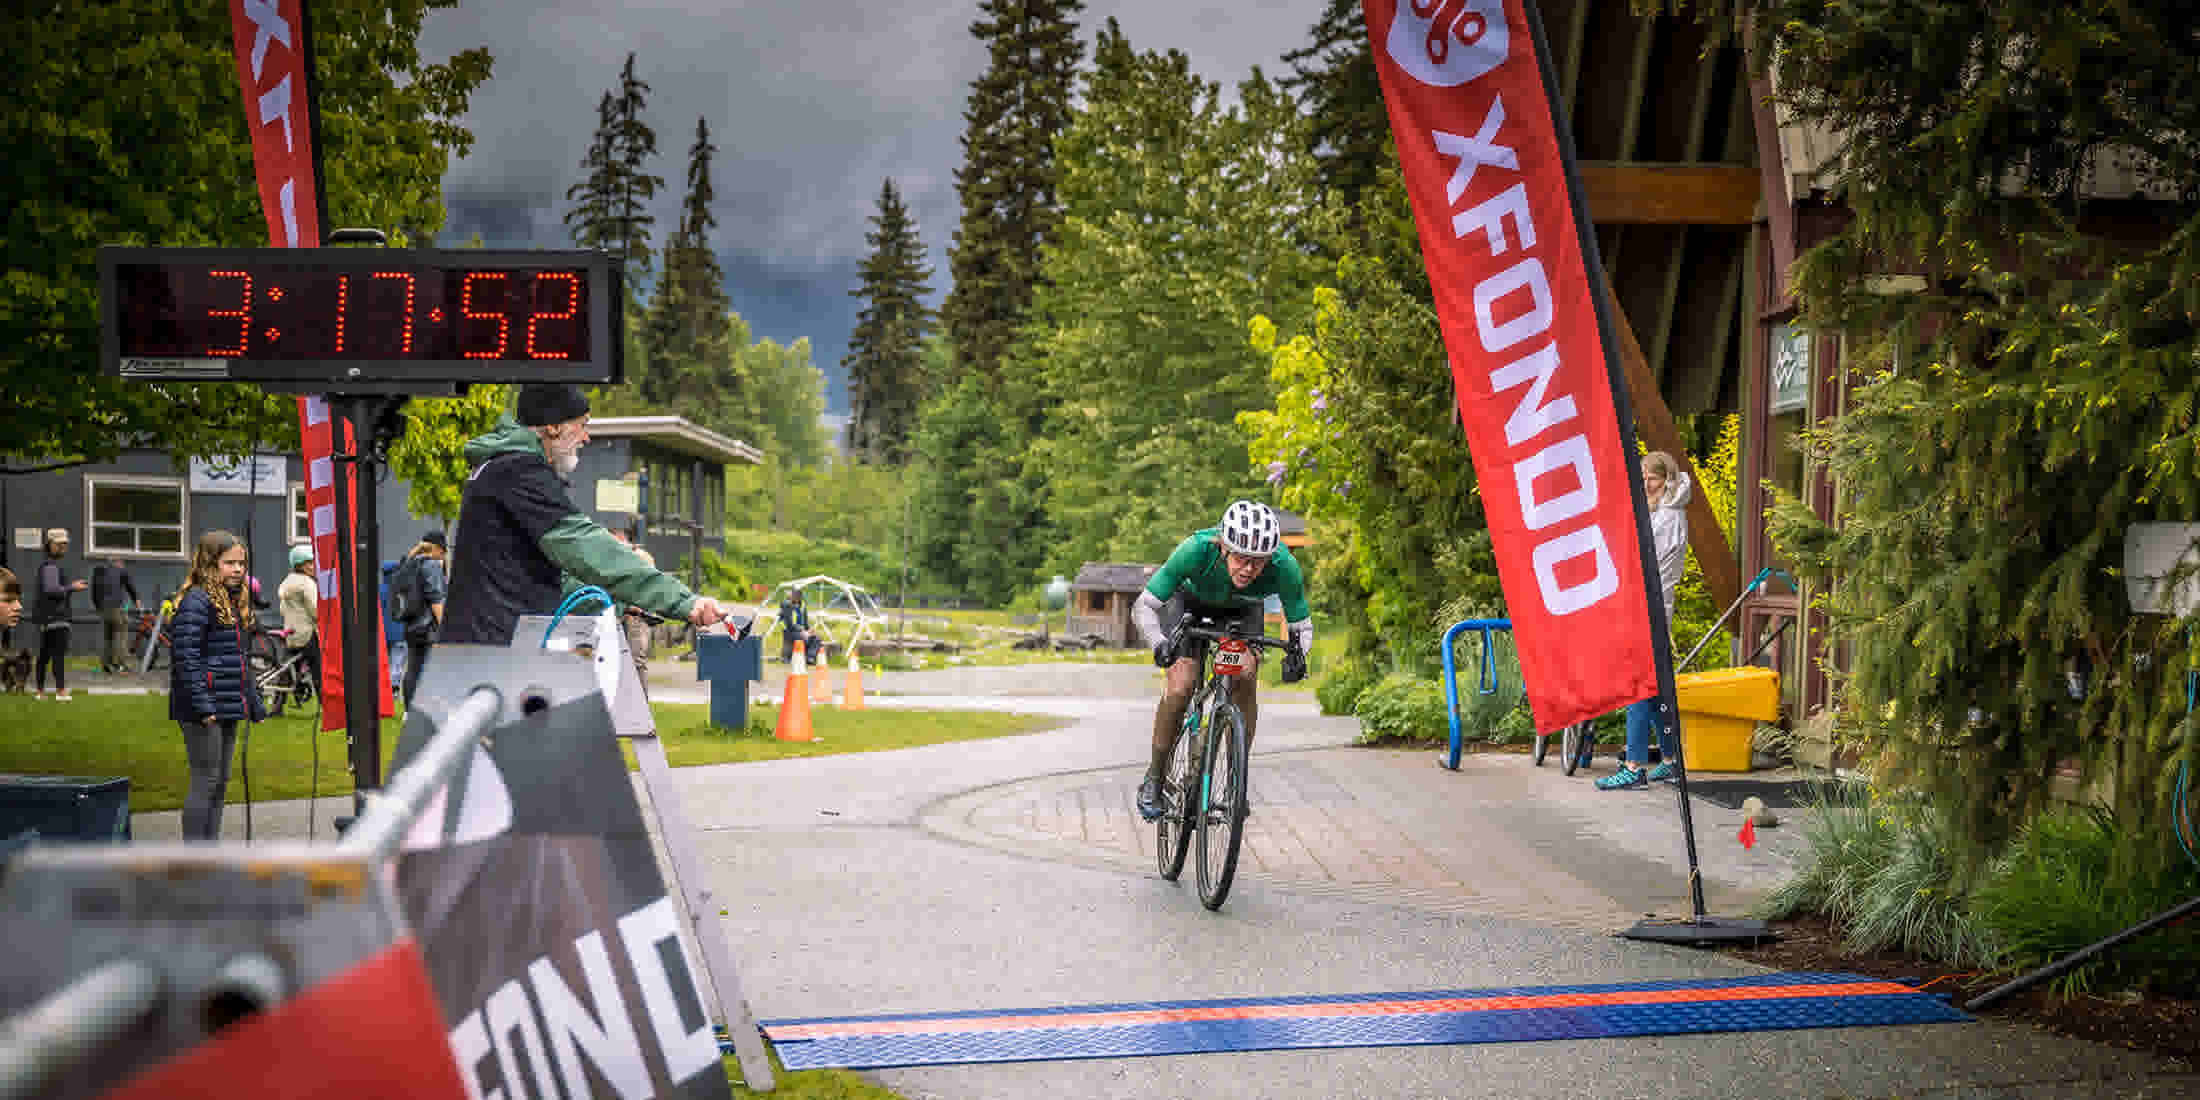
[1195, 699, 1250, 911]
[1156, 707, 1199, 881]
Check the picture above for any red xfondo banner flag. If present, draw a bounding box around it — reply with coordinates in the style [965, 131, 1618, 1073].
[1362, 0, 1661, 732]
[227, 0, 391, 730]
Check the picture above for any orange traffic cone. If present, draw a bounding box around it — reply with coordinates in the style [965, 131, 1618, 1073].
[810, 641, 831, 702]
[774, 642, 815, 742]
[843, 651, 865, 710]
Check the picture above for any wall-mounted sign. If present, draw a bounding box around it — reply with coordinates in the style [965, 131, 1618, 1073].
[189, 455, 288, 497]
[14, 528, 42, 550]
[595, 479, 640, 514]
[1770, 324, 1812, 416]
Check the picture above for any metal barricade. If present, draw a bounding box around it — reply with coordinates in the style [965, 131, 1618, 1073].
[1439, 618, 1515, 770]
[0, 687, 502, 1100]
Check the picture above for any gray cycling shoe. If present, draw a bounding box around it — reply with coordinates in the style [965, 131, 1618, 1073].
[1136, 775, 1165, 821]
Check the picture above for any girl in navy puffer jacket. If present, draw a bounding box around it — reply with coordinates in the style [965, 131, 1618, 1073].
[168, 530, 265, 840]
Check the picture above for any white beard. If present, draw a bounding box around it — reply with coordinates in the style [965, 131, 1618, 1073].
[549, 445, 581, 477]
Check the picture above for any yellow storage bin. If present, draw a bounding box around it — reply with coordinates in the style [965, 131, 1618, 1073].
[1673, 666, 1781, 773]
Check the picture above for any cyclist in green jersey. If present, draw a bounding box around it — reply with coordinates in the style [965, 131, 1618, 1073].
[1133, 500, 1312, 821]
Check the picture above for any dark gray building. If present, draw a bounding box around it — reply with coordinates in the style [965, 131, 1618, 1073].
[0, 414, 761, 655]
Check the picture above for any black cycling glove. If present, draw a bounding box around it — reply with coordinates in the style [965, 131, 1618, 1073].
[1281, 646, 1308, 684]
[1153, 638, 1178, 668]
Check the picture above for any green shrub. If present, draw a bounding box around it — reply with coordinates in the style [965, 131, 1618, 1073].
[1969, 809, 2200, 996]
[1842, 807, 2000, 968]
[1489, 705, 1537, 745]
[1758, 778, 1899, 924]
[698, 548, 752, 602]
[720, 529, 900, 595]
[1354, 674, 1450, 743]
[1316, 656, 1381, 716]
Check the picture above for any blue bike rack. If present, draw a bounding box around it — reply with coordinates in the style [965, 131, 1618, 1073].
[1439, 618, 1512, 771]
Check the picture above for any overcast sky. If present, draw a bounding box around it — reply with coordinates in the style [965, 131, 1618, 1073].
[417, 1, 1323, 413]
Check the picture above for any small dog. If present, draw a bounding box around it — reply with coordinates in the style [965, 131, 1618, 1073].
[0, 649, 31, 695]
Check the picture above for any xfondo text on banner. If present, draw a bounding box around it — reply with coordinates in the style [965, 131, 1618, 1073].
[226, 0, 392, 729]
[1362, 0, 1661, 732]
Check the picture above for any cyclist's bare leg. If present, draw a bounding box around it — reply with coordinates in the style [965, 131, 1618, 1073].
[1227, 670, 1258, 751]
[1148, 657, 1202, 780]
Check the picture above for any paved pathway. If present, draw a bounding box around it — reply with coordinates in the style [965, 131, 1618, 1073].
[122, 663, 2198, 1098]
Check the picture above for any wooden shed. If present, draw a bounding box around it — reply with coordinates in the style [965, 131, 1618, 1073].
[1066, 563, 1159, 647]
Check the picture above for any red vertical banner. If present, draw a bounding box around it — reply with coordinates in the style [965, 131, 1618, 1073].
[1362, 0, 1662, 732]
[226, 0, 391, 729]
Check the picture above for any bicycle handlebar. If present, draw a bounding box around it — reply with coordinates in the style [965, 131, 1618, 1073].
[1175, 622, 1295, 651]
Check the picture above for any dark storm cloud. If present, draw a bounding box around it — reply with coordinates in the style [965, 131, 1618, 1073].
[418, 1, 1320, 410]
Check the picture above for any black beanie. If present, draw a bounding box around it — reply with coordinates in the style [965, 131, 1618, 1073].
[516, 383, 591, 427]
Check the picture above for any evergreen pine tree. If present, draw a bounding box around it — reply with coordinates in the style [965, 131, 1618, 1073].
[939, 0, 1086, 386]
[641, 116, 738, 434]
[609, 53, 663, 283]
[1281, 0, 1390, 216]
[1716, 0, 2200, 871]
[844, 178, 934, 465]
[563, 92, 622, 254]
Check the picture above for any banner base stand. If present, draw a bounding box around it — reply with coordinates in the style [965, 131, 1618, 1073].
[1618, 915, 1775, 947]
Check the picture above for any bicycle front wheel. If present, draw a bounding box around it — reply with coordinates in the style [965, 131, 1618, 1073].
[1156, 708, 1199, 881]
[1195, 699, 1250, 911]
[1562, 722, 1589, 776]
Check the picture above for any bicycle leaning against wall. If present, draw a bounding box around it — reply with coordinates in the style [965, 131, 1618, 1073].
[1153, 612, 1293, 911]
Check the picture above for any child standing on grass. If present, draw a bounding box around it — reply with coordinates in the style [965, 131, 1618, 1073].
[167, 530, 265, 841]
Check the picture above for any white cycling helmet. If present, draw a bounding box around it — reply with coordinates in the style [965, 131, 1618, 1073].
[1219, 500, 1281, 557]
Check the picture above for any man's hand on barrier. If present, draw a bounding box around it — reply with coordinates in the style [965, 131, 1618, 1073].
[1281, 645, 1307, 684]
[688, 596, 726, 627]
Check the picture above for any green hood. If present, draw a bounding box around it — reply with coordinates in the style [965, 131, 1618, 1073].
[463, 417, 545, 466]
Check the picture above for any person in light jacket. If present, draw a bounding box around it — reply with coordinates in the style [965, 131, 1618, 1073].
[1597, 452, 1693, 791]
[167, 530, 267, 840]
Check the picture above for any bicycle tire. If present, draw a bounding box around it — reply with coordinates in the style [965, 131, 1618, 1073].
[1195, 698, 1250, 911]
[1532, 731, 1550, 766]
[1561, 722, 1585, 775]
[1157, 703, 1199, 882]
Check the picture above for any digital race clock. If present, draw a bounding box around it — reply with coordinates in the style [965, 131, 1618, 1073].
[99, 247, 624, 386]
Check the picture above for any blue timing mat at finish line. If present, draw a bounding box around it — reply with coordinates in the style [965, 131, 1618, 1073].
[741, 972, 1970, 1070]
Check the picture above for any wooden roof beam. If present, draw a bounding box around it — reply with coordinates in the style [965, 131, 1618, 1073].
[1580, 161, 1759, 226]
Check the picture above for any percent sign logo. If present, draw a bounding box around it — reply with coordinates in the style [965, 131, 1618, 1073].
[1387, 0, 1510, 87]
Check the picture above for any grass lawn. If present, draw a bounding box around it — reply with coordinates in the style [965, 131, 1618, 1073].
[0, 693, 1059, 813]
[724, 1051, 900, 1099]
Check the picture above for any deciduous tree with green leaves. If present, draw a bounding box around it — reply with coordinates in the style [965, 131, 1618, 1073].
[385, 384, 510, 527]
[2, 0, 490, 466]
[1024, 20, 1324, 573]
[1682, 0, 2200, 872]
[1240, 177, 1499, 676]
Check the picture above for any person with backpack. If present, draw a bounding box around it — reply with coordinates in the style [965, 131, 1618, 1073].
[380, 559, 405, 693]
[391, 531, 448, 707]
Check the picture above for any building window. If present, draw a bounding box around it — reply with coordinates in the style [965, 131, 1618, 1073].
[86, 476, 187, 558]
[290, 485, 311, 543]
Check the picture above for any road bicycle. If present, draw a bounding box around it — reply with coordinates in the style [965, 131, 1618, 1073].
[1155, 614, 1292, 911]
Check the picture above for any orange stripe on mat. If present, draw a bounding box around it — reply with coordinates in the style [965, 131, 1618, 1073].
[770, 982, 1919, 1041]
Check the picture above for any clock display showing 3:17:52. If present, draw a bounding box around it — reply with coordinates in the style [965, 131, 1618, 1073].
[99, 247, 623, 385]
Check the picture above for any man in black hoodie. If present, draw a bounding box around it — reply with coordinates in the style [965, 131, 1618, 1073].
[441, 384, 726, 648]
